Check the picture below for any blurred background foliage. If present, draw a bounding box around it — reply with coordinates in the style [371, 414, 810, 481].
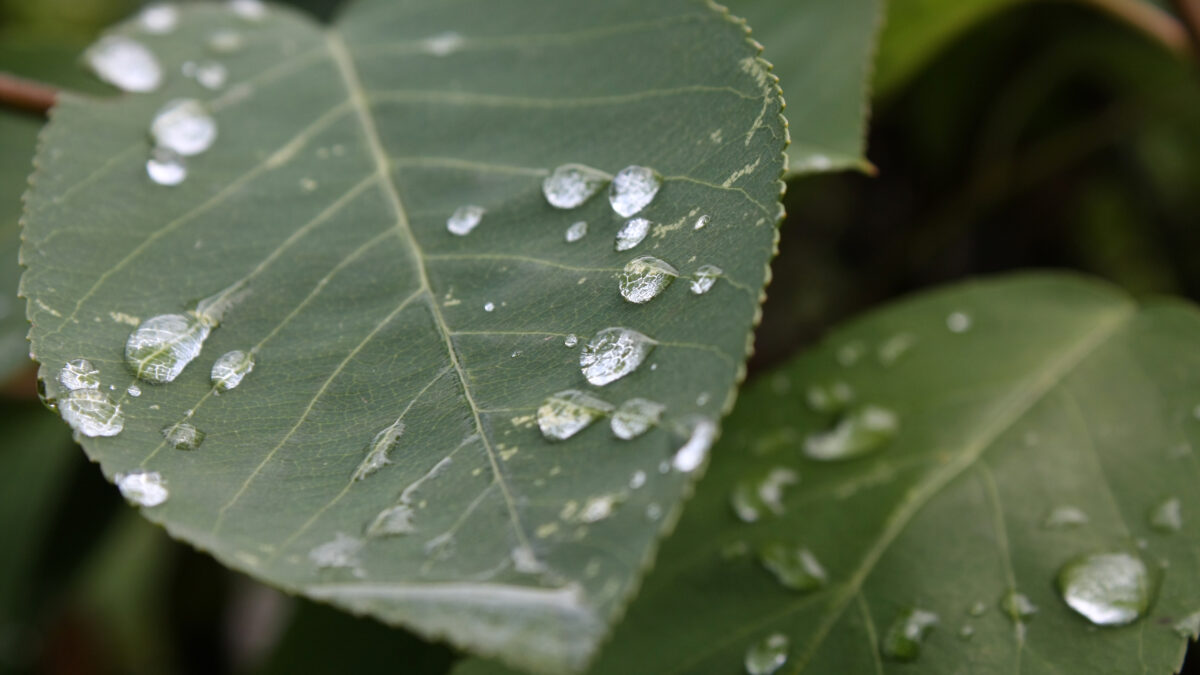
[1, 0, 1198, 673]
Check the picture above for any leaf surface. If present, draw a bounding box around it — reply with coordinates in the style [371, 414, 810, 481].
[19, 1, 786, 671]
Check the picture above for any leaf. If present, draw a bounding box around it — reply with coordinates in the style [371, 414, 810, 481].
[461, 273, 1200, 673]
[724, 0, 882, 175]
[19, 2, 787, 672]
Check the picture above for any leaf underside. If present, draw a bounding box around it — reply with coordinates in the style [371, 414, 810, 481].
[19, 1, 786, 672]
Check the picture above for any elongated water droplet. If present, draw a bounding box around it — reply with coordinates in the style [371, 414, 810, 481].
[184, 59, 228, 90]
[673, 417, 716, 472]
[564, 221, 588, 243]
[1057, 551, 1151, 626]
[1043, 505, 1089, 529]
[229, 0, 267, 21]
[125, 312, 213, 384]
[580, 494, 621, 523]
[731, 467, 799, 523]
[208, 29, 244, 53]
[151, 99, 217, 156]
[146, 147, 187, 186]
[564, 334, 578, 347]
[690, 264, 722, 295]
[86, 36, 162, 92]
[694, 214, 710, 230]
[946, 311, 972, 333]
[423, 31, 464, 56]
[580, 327, 655, 386]
[836, 341, 865, 366]
[629, 470, 647, 489]
[59, 358, 100, 391]
[127, 384, 142, 397]
[139, 3, 179, 34]
[354, 420, 405, 480]
[744, 633, 788, 675]
[162, 422, 205, 450]
[611, 397, 665, 440]
[608, 165, 661, 217]
[804, 381, 853, 414]
[447, 204, 485, 236]
[877, 332, 917, 366]
[116, 470, 168, 507]
[543, 164, 609, 209]
[309, 533, 362, 569]
[619, 256, 677, 304]
[1000, 590, 1038, 621]
[803, 405, 898, 461]
[365, 456, 452, 536]
[60, 389, 124, 437]
[881, 608, 938, 662]
[368, 504, 415, 536]
[615, 217, 651, 251]
[537, 390, 613, 441]
[759, 543, 827, 591]
[211, 349, 254, 391]
[1149, 497, 1182, 532]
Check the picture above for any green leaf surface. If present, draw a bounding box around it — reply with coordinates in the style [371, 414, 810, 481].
[725, 0, 881, 175]
[19, 2, 787, 672]
[460, 273, 1200, 673]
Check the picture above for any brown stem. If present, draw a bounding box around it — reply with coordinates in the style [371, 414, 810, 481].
[0, 71, 58, 116]
[1069, 0, 1192, 57]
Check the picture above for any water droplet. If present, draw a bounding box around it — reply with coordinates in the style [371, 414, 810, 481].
[86, 36, 162, 92]
[146, 147, 187, 186]
[211, 349, 254, 391]
[139, 3, 179, 34]
[803, 405, 898, 461]
[694, 214, 710, 230]
[689, 264, 722, 295]
[744, 633, 788, 675]
[999, 590, 1038, 621]
[58, 358, 100, 391]
[580, 494, 620, 523]
[1043, 505, 1089, 529]
[1174, 610, 1200, 639]
[629, 470, 647, 489]
[615, 218, 651, 251]
[758, 543, 827, 591]
[1056, 551, 1151, 626]
[354, 420, 405, 480]
[1149, 497, 1182, 532]
[580, 327, 655, 386]
[946, 311, 972, 333]
[730, 467, 799, 523]
[125, 312, 214, 384]
[619, 256, 677, 304]
[562, 334, 579, 348]
[151, 99, 217, 156]
[229, 0, 267, 21]
[116, 470, 168, 507]
[208, 29, 244, 53]
[645, 503, 663, 521]
[423, 31, 464, 56]
[309, 533, 363, 570]
[511, 546, 544, 573]
[804, 381, 853, 414]
[610, 398, 665, 440]
[127, 384, 142, 397]
[162, 422, 205, 450]
[483, 302, 495, 312]
[608, 165, 661, 217]
[184, 60, 228, 90]
[959, 624, 975, 639]
[881, 608, 939, 662]
[968, 600, 987, 616]
[537, 390, 613, 441]
[877, 332, 917, 366]
[673, 417, 716, 472]
[836, 341, 865, 366]
[564, 221, 588, 243]
[60, 389, 124, 437]
[543, 163, 609, 209]
[447, 204, 485, 236]
[368, 504, 415, 536]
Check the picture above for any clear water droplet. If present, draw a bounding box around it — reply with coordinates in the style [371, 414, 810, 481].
[537, 390, 613, 441]
[959, 624, 975, 639]
[999, 590, 1038, 621]
[1174, 610, 1200, 639]
[447, 204, 485, 236]
[162, 422, 205, 450]
[564, 221, 588, 243]
[608, 165, 661, 217]
[511, 546, 544, 573]
[694, 214, 710, 230]
[946, 311, 972, 333]
[610, 397, 665, 440]
[186, 60, 228, 90]
[1057, 551, 1151, 626]
[211, 349, 254, 391]
[60, 389, 124, 437]
[151, 99, 217, 156]
[59, 358, 100, 391]
[367, 504, 415, 536]
[543, 164, 609, 209]
[125, 312, 213, 384]
[689, 264, 722, 295]
[146, 147, 187, 186]
[580, 494, 620, 523]
[483, 302, 495, 312]
[645, 503, 663, 521]
[744, 633, 788, 675]
[127, 384, 142, 397]
[877, 332, 917, 366]
[116, 470, 168, 507]
[422, 31, 464, 56]
[803, 405, 898, 461]
[354, 420, 405, 481]
[619, 256, 677, 304]
[563, 334, 578, 347]
[208, 29, 244, 53]
[139, 3, 179, 34]
[968, 600, 987, 616]
[86, 36, 162, 92]
[804, 381, 854, 414]
[1149, 497, 1182, 532]
[881, 608, 939, 662]
[615, 217, 651, 252]
[629, 470, 647, 489]
[758, 543, 827, 591]
[1043, 505, 1089, 529]
[673, 417, 716, 472]
[229, 0, 267, 21]
[730, 467, 799, 523]
[580, 327, 655, 386]
[309, 533, 363, 569]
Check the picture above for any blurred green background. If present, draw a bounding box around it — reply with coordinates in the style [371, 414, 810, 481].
[2, 0, 1199, 673]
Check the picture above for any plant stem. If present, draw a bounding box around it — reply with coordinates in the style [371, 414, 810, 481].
[0, 71, 58, 116]
[1070, 0, 1191, 57]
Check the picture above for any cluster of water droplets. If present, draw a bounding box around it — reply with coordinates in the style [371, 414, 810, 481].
[56, 358, 125, 438]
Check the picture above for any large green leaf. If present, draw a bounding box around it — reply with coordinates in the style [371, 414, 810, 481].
[19, 1, 787, 672]
[461, 273, 1200, 673]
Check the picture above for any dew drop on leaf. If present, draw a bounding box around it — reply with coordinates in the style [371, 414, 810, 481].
[689, 264, 723, 295]
[744, 633, 788, 675]
[146, 147, 187, 186]
[881, 608, 938, 662]
[211, 349, 255, 391]
[758, 543, 827, 591]
[309, 533, 363, 570]
[694, 214, 710, 230]
[946, 311, 972, 333]
[86, 36, 162, 93]
[730, 467, 799, 523]
[446, 204, 485, 236]
[579, 327, 655, 386]
[229, 0, 267, 21]
[151, 99, 218, 157]
[125, 312, 213, 384]
[59, 358, 100, 391]
[116, 470, 168, 507]
[608, 165, 661, 217]
[877, 332, 917, 366]
[127, 384, 142, 397]
[183, 60, 228, 90]
[673, 417, 717, 473]
[564, 221, 588, 243]
[618, 256, 678, 304]
[422, 31, 465, 56]
[615, 217, 651, 252]
[60, 389, 125, 437]
[139, 3, 179, 34]
[999, 589, 1038, 622]
[367, 504, 415, 537]
[610, 397, 665, 440]
[162, 422, 205, 450]
[803, 405, 898, 461]
[208, 29, 244, 53]
[1149, 497, 1182, 532]
[580, 494, 620, 523]
[543, 163, 610, 209]
[537, 390, 613, 441]
[354, 420, 405, 481]
[1042, 504, 1089, 529]
[1175, 611, 1200, 639]
[1056, 551, 1151, 626]
[804, 380, 854, 414]
[629, 470, 647, 489]
[968, 600, 987, 616]
[483, 302, 495, 312]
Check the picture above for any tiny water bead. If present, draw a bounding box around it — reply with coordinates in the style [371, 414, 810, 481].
[803, 405, 898, 461]
[946, 311, 972, 333]
[580, 327, 656, 386]
[422, 31, 465, 56]
[162, 422, 205, 450]
[58, 358, 100, 391]
[447, 204, 485, 236]
[211, 349, 254, 391]
[125, 312, 214, 384]
[537, 390, 613, 441]
[759, 543, 827, 591]
[609, 165, 662, 217]
[1056, 551, 1151, 626]
[881, 608, 939, 662]
[610, 398, 665, 440]
[483, 302, 495, 312]
[139, 3, 179, 34]
[563, 334, 578, 347]
[877, 332, 917, 366]
[615, 217, 651, 251]
[183, 60, 228, 90]
[127, 384, 142, 397]
[86, 35, 162, 93]
[354, 420, 405, 480]
[543, 163, 610, 209]
[60, 389, 124, 437]
[1043, 505, 1090, 529]
[367, 504, 416, 536]
[309, 533, 363, 570]
[151, 99, 218, 156]
[564, 221, 588, 243]
[208, 29, 244, 53]
[730, 467, 798, 523]
[804, 380, 853, 414]
[694, 214, 710, 230]
[1149, 496, 1182, 532]
[689, 264, 722, 295]
[744, 633, 789, 675]
[673, 417, 716, 472]
[618, 256, 678, 304]
[116, 471, 169, 507]
[146, 147, 187, 186]
[999, 590, 1038, 622]
[229, 0, 268, 21]
[580, 494, 620, 523]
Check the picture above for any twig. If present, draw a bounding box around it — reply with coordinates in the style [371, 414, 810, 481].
[0, 71, 58, 116]
[1069, 0, 1192, 57]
